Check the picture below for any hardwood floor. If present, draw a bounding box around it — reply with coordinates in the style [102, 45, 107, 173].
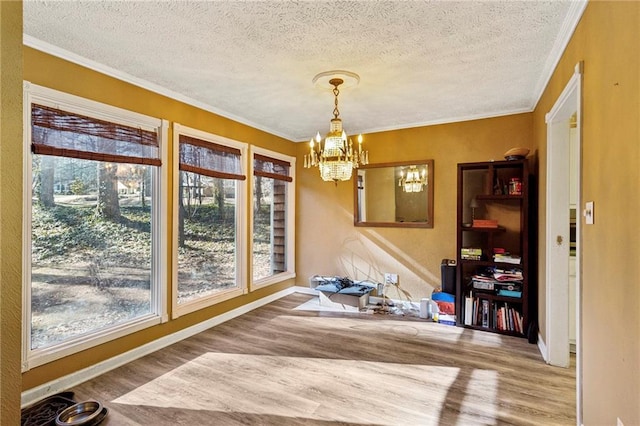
[69, 293, 576, 425]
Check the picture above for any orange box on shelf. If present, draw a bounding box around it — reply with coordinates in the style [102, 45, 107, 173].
[472, 219, 499, 228]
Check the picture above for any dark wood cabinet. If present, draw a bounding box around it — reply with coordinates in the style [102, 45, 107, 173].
[455, 159, 537, 340]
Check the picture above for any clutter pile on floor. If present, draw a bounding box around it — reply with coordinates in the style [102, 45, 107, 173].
[308, 275, 457, 324]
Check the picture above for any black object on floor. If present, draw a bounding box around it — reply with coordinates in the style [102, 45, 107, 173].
[441, 258, 457, 294]
[21, 392, 76, 426]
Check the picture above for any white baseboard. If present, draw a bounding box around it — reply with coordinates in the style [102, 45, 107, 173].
[537, 332, 548, 363]
[21, 286, 300, 408]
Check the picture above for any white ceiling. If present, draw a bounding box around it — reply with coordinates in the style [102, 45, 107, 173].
[23, 1, 586, 142]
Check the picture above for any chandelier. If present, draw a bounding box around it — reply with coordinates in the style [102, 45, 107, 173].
[399, 166, 427, 193]
[303, 74, 368, 182]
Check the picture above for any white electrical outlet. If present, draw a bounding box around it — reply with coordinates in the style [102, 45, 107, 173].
[617, 417, 624, 426]
[384, 273, 398, 285]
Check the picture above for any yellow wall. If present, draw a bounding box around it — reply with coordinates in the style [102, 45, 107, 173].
[8, 3, 639, 424]
[533, 2, 639, 424]
[0, 1, 24, 422]
[297, 114, 534, 302]
[21, 47, 298, 390]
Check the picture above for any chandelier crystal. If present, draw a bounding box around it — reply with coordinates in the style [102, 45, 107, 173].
[304, 76, 368, 182]
[399, 166, 427, 193]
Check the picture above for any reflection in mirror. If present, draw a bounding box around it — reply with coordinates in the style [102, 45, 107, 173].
[354, 160, 434, 228]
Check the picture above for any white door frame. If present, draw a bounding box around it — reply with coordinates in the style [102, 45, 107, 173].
[544, 62, 582, 423]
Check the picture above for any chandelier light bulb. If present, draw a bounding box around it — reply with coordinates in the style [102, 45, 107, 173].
[399, 165, 427, 193]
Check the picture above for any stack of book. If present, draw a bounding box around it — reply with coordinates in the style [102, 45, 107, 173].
[493, 249, 521, 265]
[493, 253, 522, 264]
[461, 247, 482, 260]
[470, 266, 523, 297]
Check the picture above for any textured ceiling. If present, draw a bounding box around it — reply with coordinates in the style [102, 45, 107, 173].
[23, 1, 586, 142]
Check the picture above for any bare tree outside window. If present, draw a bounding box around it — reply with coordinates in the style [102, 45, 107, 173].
[96, 162, 121, 220]
[177, 172, 238, 304]
[30, 155, 154, 349]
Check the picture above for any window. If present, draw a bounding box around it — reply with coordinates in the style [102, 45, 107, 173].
[251, 148, 296, 287]
[23, 83, 167, 369]
[172, 124, 247, 317]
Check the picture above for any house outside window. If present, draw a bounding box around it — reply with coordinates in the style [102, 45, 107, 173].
[23, 83, 168, 370]
[172, 124, 247, 317]
[251, 147, 296, 288]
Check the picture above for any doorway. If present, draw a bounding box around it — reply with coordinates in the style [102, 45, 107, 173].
[545, 62, 582, 422]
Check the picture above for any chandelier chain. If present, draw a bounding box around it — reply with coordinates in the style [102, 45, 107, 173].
[333, 85, 340, 119]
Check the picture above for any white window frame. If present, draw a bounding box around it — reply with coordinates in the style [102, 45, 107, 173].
[22, 82, 169, 371]
[171, 124, 248, 318]
[249, 146, 296, 291]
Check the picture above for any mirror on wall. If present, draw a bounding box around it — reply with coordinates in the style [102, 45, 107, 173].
[354, 160, 434, 228]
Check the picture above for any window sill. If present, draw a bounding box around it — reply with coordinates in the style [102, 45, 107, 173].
[251, 271, 296, 291]
[23, 314, 163, 371]
[172, 287, 245, 319]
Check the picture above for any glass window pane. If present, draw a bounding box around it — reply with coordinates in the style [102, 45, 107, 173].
[177, 172, 238, 304]
[31, 155, 154, 350]
[253, 176, 287, 281]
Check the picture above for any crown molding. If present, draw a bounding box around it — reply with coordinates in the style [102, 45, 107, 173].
[530, 0, 589, 110]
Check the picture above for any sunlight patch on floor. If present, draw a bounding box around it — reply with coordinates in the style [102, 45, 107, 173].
[458, 369, 499, 424]
[272, 312, 505, 349]
[467, 329, 505, 347]
[110, 353, 499, 424]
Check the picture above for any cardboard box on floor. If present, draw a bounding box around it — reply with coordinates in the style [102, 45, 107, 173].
[318, 291, 369, 311]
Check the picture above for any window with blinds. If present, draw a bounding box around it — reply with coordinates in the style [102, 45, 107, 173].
[23, 83, 166, 369]
[178, 134, 244, 180]
[253, 153, 293, 182]
[174, 127, 247, 314]
[252, 151, 294, 283]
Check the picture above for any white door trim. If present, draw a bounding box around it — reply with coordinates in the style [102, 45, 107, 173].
[545, 62, 582, 424]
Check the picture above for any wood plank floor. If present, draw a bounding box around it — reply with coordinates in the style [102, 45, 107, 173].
[69, 293, 576, 425]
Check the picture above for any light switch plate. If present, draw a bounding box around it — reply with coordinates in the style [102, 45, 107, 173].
[584, 201, 594, 225]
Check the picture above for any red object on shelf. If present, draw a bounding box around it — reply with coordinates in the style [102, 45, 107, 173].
[473, 219, 498, 228]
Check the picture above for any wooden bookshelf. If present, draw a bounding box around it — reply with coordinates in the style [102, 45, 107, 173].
[455, 159, 537, 341]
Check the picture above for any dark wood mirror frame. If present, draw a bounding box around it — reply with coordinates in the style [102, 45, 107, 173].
[353, 159, 434, 228]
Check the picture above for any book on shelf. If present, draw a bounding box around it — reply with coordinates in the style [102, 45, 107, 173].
[472, 219, 499, 228]
[493, 253, 522, 264]
[464, 296, 473, 325]
[461, 247, 482, 255]
[470, 266, 523, 294]
[493, 269, 523, 281]
[461, 255, 482, 260]
[465, 296, 524, 333]
[481, 299, 490, 327]
[461, 247, 482, 260]
[495, 304, 523, 333]
[497, 289, 522, 298]
[472, 279, 494, 291]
